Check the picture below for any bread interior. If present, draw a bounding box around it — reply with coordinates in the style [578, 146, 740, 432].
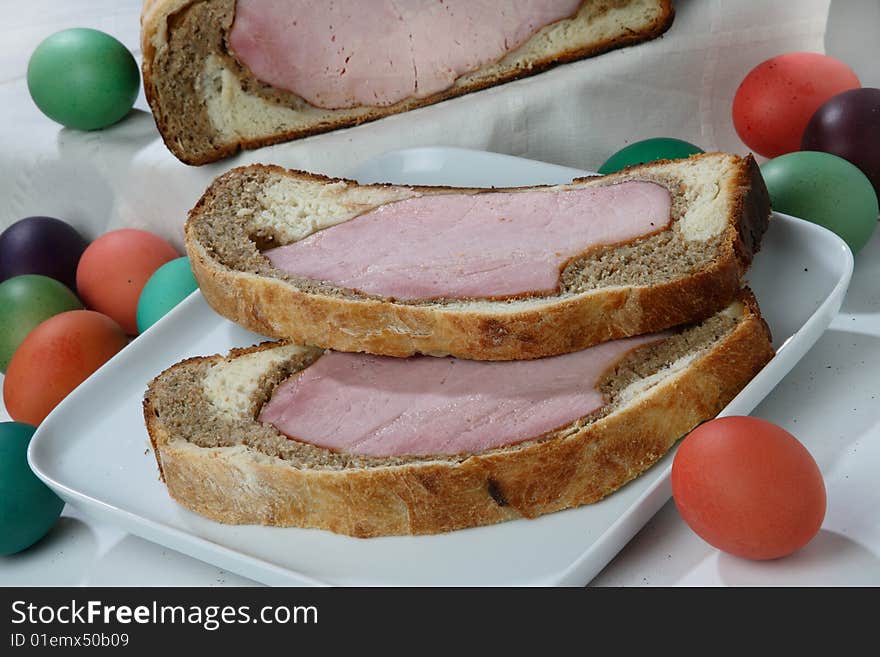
[188, 154, 742, 307]
[147, 301, 742, 470]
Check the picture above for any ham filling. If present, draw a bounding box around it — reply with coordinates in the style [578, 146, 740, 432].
[228, 0, 583, 109]
[263, 181, 672, 300]
[259, 334, 664, 457]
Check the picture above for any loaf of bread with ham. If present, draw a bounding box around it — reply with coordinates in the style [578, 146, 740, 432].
[143, 291, 773, 537]
[140, 0, 674, 164]
[184, 152, 771, 361]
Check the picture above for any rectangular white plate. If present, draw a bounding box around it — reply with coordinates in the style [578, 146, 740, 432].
[28, 148, 853, 586]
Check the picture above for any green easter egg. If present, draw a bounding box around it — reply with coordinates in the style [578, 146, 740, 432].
[27, 28, 140, 131]
[598, 138, 704, 175]
[761, 151, 879, 254]
[136, 257, 198, 333]
[0, 275, 82, 372]
[0, 422, 64, 555]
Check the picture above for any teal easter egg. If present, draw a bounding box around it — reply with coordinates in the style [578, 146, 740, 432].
[136, 257, 198, 333]
[0, 275, 82, 373]
[27, 28, 139, 130]
[0, 422, 64, 555]
[761, 151, 878, 253]
[598, 138, 704, 174]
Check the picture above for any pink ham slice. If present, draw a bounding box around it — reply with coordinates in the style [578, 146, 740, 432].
[263, 181, 671, 300]
[259, 333, 663, 457]
[229, 0, 582, 109]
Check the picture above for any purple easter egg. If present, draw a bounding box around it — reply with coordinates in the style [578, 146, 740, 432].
[802, 87, 880, 196]
[0, 217, 88, 291]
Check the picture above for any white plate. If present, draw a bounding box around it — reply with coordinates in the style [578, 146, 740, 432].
[28, 148, 853, 586]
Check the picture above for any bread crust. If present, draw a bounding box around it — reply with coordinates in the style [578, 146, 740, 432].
[186, 153, 770, 360]
[141, 0, 675, 164]
[143, 291, 773, 537]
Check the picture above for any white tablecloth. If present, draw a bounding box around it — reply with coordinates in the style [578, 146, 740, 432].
[1, 0, 879, 586]
[0, 0, 846, 247]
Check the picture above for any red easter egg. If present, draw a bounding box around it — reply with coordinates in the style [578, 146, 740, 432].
[672, 416, 826, 561]
[3, 310, 128, 425]
[733, 52, 860, 158]
[76, 229, 178, 334]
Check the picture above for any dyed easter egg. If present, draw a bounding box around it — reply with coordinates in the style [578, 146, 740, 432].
[76, 229, 179, 335]
[760, 151, 878, 254]
[673, 417, 825, 561]
[0, 422, 65, 555]
[27, 28, 139, 130]
[598, 138, 704, 175]
[0, 275, 83, 373]
[0, 216, 88, 291]
[136, 257, 198, 333]
[3, 310, 128, 425]
[802, 87, 880, 196]
[732, 52, 860, 158]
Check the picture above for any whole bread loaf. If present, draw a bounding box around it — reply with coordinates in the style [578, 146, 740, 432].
[185, 152, 771, 360]
[141, 0, 674, 164]
[143, 291, 773, 537]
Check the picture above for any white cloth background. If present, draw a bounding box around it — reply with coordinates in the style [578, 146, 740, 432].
[2, 0, 880, 587]
[0, 0, 843, 251]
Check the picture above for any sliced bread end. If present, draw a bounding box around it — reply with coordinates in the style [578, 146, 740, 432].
[143, 290, 773, 537]
[186, 152, 770, 360]
[141, 0, 674, 164]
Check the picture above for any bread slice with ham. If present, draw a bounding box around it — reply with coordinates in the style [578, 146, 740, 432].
[143, 291, 773, 537]
[140, 0, 674, 164]
[184, 152, 771, 361]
